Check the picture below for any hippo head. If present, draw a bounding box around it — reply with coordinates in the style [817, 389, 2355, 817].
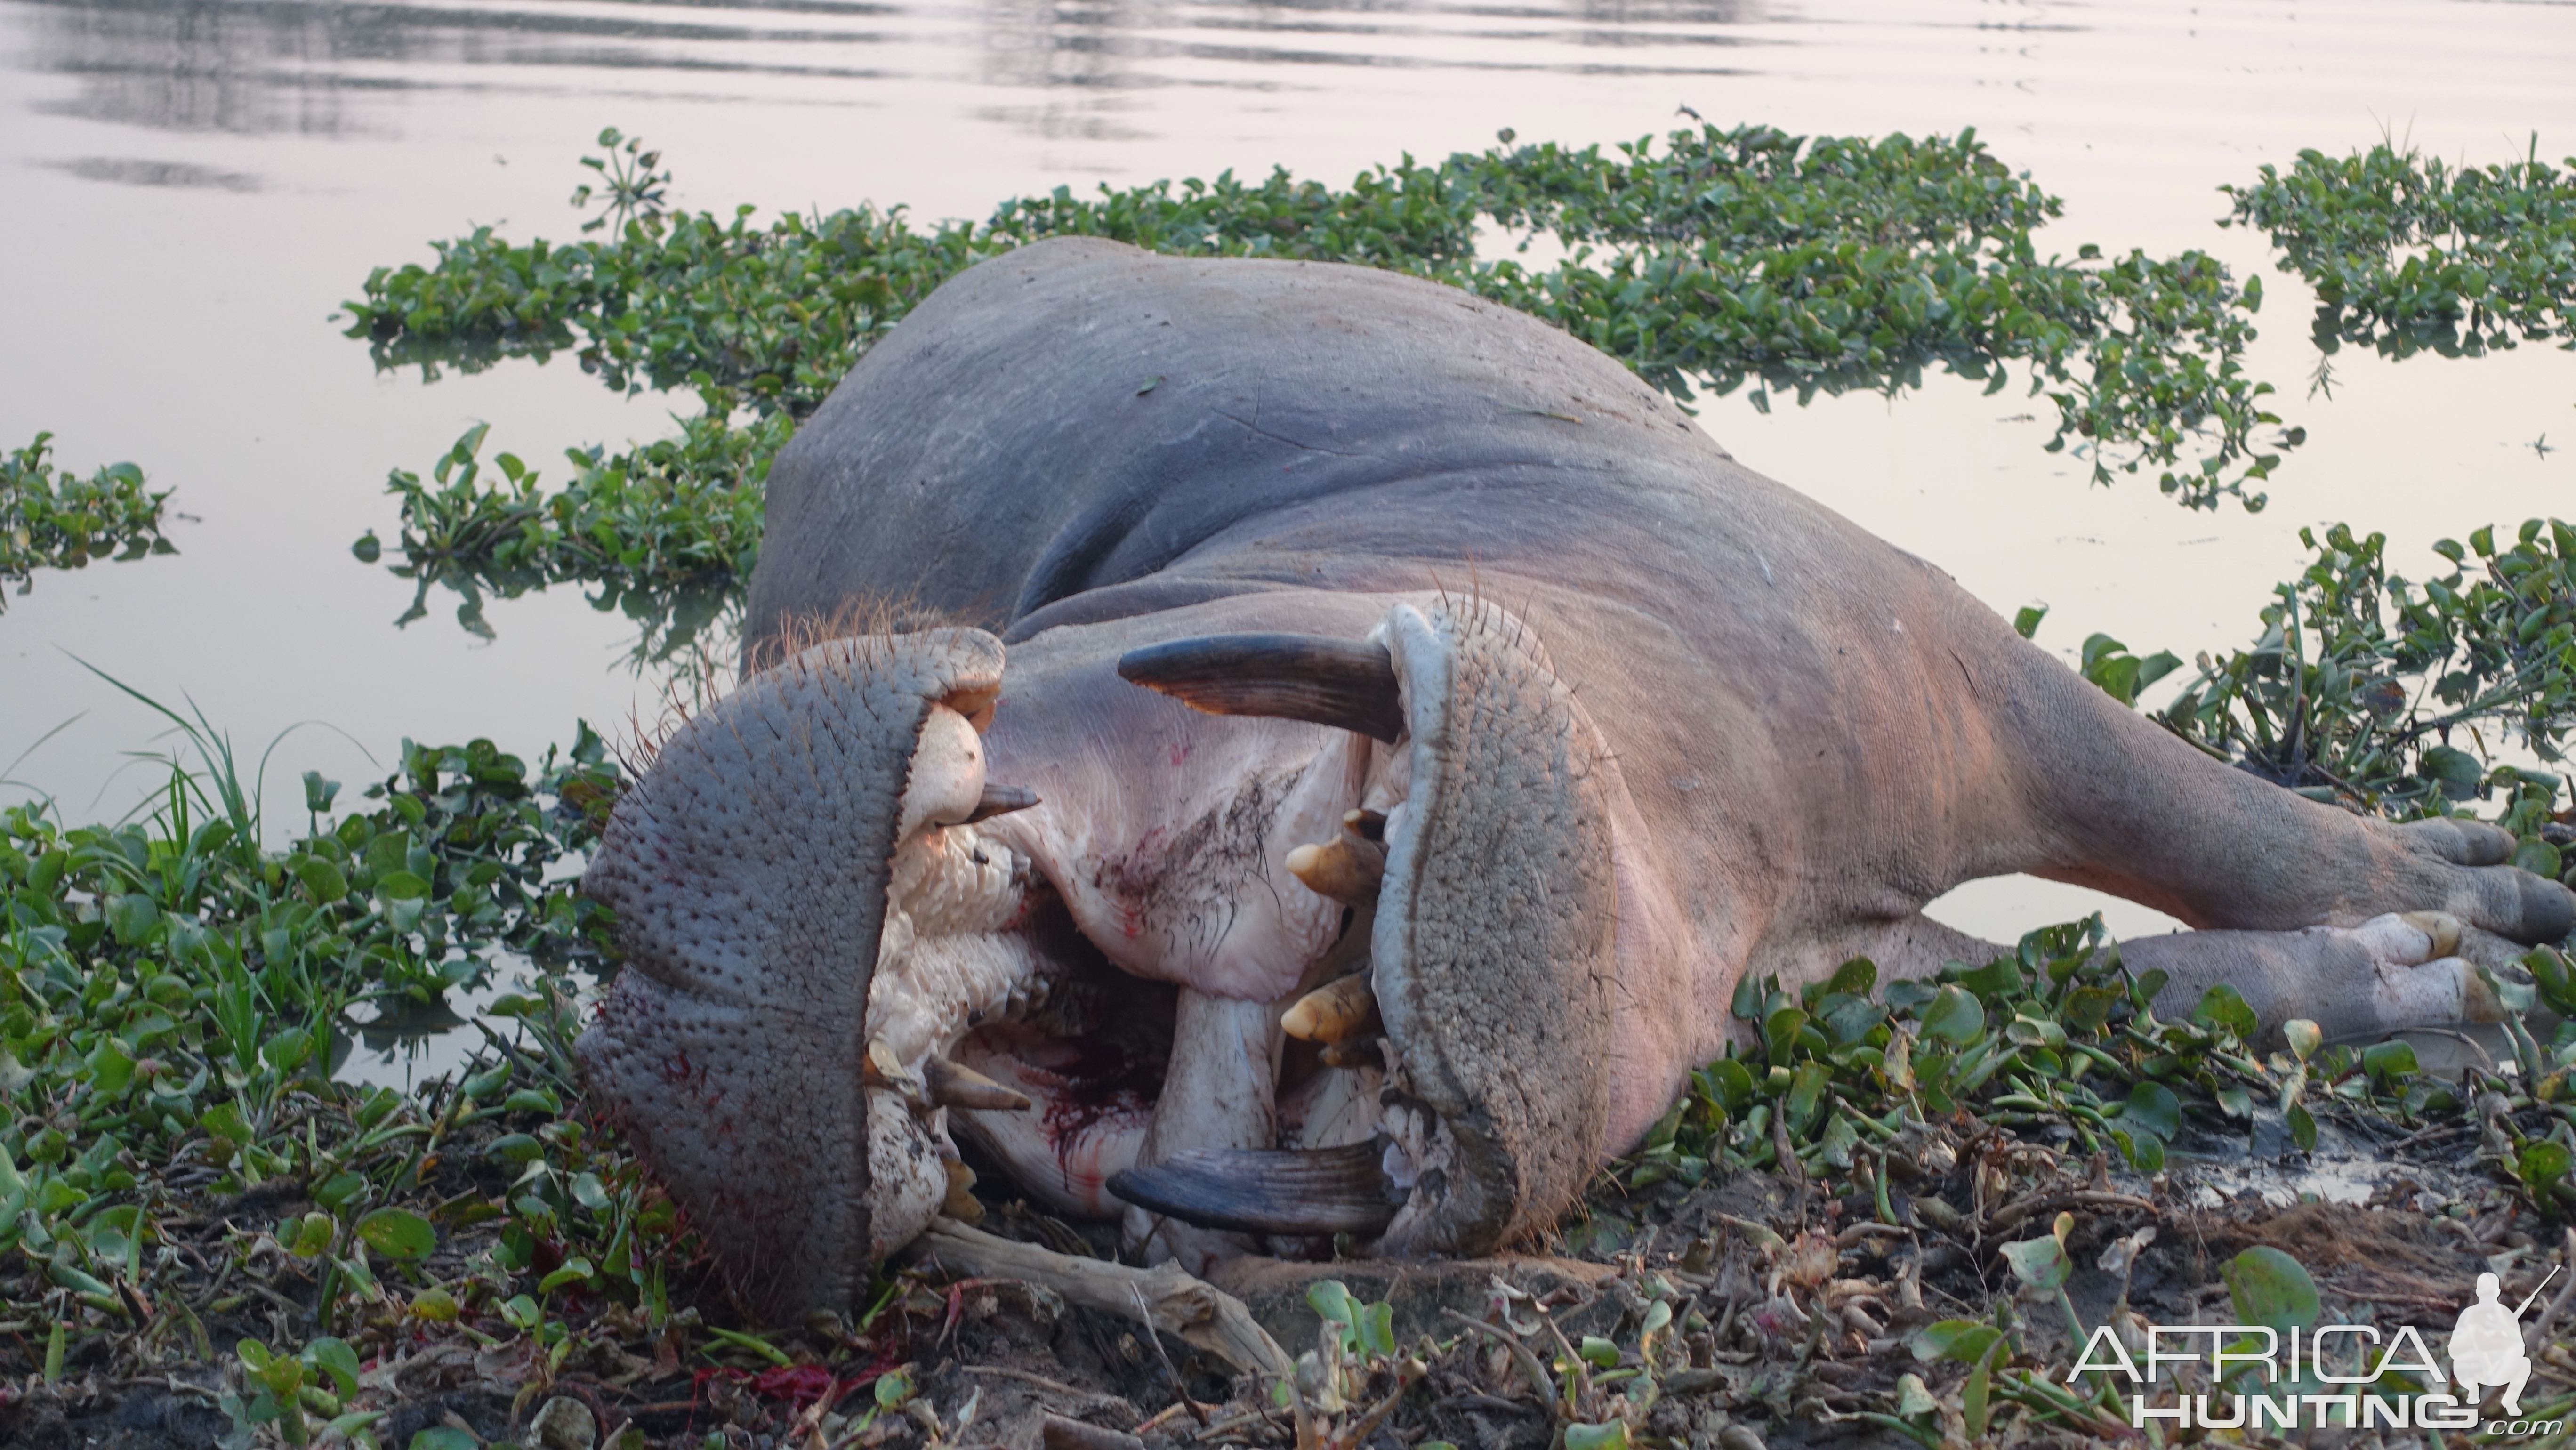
[575, 599, 1625, 1315]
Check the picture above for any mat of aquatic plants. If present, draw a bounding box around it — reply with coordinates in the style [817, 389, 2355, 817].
[0, 432, 169, 609]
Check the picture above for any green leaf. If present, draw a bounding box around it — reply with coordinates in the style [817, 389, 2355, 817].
[291, 854, 350, 902]
[2282, 1019, 2323, 1061]
[199, 1101, 251, 1146]
[1357, 1301, 1396, 1358]
[2361, 1040, 2418, 1081]
[1910, 1320, 2003, 1365]
[2287, 1102, 2317, 1152]
[1763, 1007, 1811, 1063]
[1695, 1059, 1755, 1111]
[2514, 839, 2563, 878]
[2060, 985, 2121, 1032]
[2120, 1081, 2181, 1138]
[303, 1338, 361, 1398]
[2419, 745, 2483, 789]
[2193, 984, 2258, 1039]
[485, 1134, 545, 1163]
[1823, 957, 1877, 999]
[1920, 985, 1985, 1046]
[2518, 1140, 2571, 1198]
[410, 1430, 478, 1450]
[1578, 1335, 1620, 1369]
[375, 870, 432, 902]
[1563, 1423, 1629, 1450]
[104, 894, 161, 947]
[287, 1211, 336, 1257]
[2012, 605, 2047, 640]
[1306, 1279, 1355, 1328]
[354, 1208, 436, 1263]
[2223, 1247, 2319, 1333]
[1999, 1232, 2071, 1291]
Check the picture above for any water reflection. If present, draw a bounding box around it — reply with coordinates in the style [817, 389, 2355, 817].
[46, 153, 259, 186]
[9, 0, 1769, 147]
[388, 560, 743, 689]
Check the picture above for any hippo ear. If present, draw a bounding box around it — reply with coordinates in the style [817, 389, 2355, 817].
[1369, 600, 1619, 1253]
[575, 629, 1005, 1317]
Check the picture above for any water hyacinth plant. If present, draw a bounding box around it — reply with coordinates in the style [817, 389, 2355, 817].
[347, 121, 2294, 545]
[0, 432, 170, 604]
[2157, 519, 2576, 843]
[2225, 138, 2576, 361]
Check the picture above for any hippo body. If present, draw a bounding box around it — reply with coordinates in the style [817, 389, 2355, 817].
[580, 237, 2573, 1312]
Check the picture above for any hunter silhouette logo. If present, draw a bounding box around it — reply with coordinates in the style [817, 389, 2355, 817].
[2068, 1263, 2566, 1434]
[2449, 1268, 2553, 1417]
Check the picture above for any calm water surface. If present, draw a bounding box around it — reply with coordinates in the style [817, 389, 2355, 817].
[2, 0, 2574, 1076]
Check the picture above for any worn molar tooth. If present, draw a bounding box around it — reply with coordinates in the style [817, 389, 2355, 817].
[1282, 972, 1379, 1044]
[925, 1054, 1034, 1112]
[1107, 1140, 1399, 1236]
[1284, 835, 1386, 906]
[964, 782, 1041, 823]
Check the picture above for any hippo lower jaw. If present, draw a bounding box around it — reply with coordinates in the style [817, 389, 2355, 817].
[575, 599, 1626, 1314]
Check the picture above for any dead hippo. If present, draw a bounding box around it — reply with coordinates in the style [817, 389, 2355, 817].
[574, 236, 2574, 1315]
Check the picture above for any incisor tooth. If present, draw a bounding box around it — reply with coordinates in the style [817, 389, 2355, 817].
[925, 1055, 1033, 1112]
[862, 1039, 914, 1093]
[1283, 972, 1378, 1044]
[1284, 835, 1385, 906]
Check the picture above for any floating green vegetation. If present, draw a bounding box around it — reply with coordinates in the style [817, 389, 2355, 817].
[2153, 519, 2576, 845]
[2226, 139, 2576, 361]
[0, 432, 170, 604]
[355, 406, 773, 672]
[347, 125, 2292, 621]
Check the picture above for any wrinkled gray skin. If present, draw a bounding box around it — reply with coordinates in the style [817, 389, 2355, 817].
[577, 237, 2576, 1315]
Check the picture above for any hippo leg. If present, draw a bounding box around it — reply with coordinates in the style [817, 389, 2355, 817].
[2118, 913, 2521, 1040]
[1969, 624, 2575, 946]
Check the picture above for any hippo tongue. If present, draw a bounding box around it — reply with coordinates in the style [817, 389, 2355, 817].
[1114, 599, 1620, 1255]
[576, 630, 1006, 1316]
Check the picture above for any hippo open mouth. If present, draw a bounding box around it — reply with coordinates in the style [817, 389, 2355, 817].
[578, 596, 1622, 1313]
[572, 235, 2576, 1321]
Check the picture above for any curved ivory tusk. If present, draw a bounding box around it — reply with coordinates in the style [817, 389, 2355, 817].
[1115, 634, 1403, 742]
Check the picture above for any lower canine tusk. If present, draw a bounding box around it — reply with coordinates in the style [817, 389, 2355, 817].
[1282, 972, 1379, 1044]
[1107, 1140, 1398, 1237]
[925, 1055, 1034, 1112]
